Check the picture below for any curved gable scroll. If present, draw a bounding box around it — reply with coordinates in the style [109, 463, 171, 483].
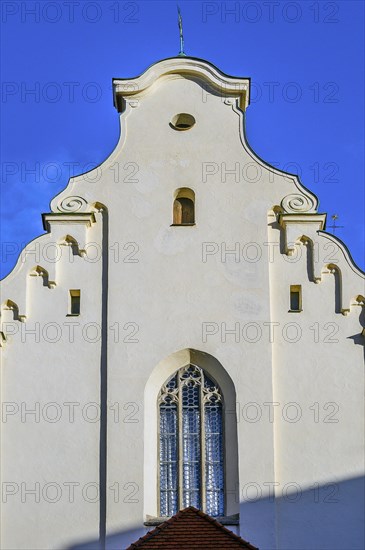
[113, 57, 251, 112]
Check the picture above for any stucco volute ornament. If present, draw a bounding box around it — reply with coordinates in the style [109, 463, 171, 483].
[56, 196, 89, 213]
[281, 193, 316, 213]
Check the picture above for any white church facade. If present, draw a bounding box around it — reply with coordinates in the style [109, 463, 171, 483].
[0, 57, 364, 550]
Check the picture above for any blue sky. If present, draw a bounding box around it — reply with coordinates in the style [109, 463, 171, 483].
[1, 0, 364, 278]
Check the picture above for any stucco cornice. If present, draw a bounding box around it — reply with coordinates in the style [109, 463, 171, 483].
[278, 213, 327, 257]
[42, 212, 96, 232]
[278, 213, 327, 230]
[113, 57, 250, 110]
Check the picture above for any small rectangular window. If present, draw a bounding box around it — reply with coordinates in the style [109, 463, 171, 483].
[69, 290, 80, 315]
[290, 285, 302, 312]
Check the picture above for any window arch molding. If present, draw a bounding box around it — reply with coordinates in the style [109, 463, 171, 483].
[144, 348, 239, 520]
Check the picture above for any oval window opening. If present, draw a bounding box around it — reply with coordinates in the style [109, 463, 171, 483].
[170, 113, 195, 131]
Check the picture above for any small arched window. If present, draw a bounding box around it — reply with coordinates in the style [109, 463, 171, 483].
[172, 188, 195, 225]
[158, 365, 224, 517]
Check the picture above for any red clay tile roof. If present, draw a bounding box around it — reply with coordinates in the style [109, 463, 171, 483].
[126, 507, 258, 549]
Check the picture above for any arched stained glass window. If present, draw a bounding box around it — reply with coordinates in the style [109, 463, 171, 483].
[158, 365, 224, 517]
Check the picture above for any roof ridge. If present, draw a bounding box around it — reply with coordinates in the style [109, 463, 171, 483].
[126, 507, 258, 549]
[127, 509, 192, 548]
[186, 507, 257, 549]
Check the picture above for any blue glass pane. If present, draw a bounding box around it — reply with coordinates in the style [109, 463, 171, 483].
[159, 400, 178, 516]
[205, 434, 223, 462]
[182, 382, 201, 509]
[206, 490, 224, 517]
[182, 384, 199, 407]
[182, 409, 200, 433]
[183, 462, 201, 488]
[160, 461, 178, 490]
[160, 407, 177, 433]
[160, 490, 178, 517]
[204, 374, 216, 390]
[205, 400, 224, 516]
[160, 434, 177, 462]
[205, 462, 224, 489]
[183, 489, 201, 509]
[166, 375, 177, 390]
[183, 434, 200, 461]
[205, 406, 222, 433]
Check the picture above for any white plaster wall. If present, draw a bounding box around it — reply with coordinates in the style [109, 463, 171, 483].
[1, 58, 364, 550]
[267, 220, 364, 550]
[1, 218, 103, 549]
[101, 75, 277, 549]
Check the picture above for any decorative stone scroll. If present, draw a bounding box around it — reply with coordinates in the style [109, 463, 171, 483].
[281, 194, 316, 214]
[57, 196, 89, 213]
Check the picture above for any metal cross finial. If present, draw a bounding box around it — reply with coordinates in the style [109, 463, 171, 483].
[328, 214, 344, 235]
[177, 5, 186, 56]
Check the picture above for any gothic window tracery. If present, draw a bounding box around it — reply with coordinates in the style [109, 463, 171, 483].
[158, 365, 224, 517]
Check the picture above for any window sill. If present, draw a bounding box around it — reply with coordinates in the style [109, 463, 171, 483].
[66, 313, 80, 317]
[144, 514, 239, 526]
[288, 309, 303, 313]
[170, 223, 196, 227]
